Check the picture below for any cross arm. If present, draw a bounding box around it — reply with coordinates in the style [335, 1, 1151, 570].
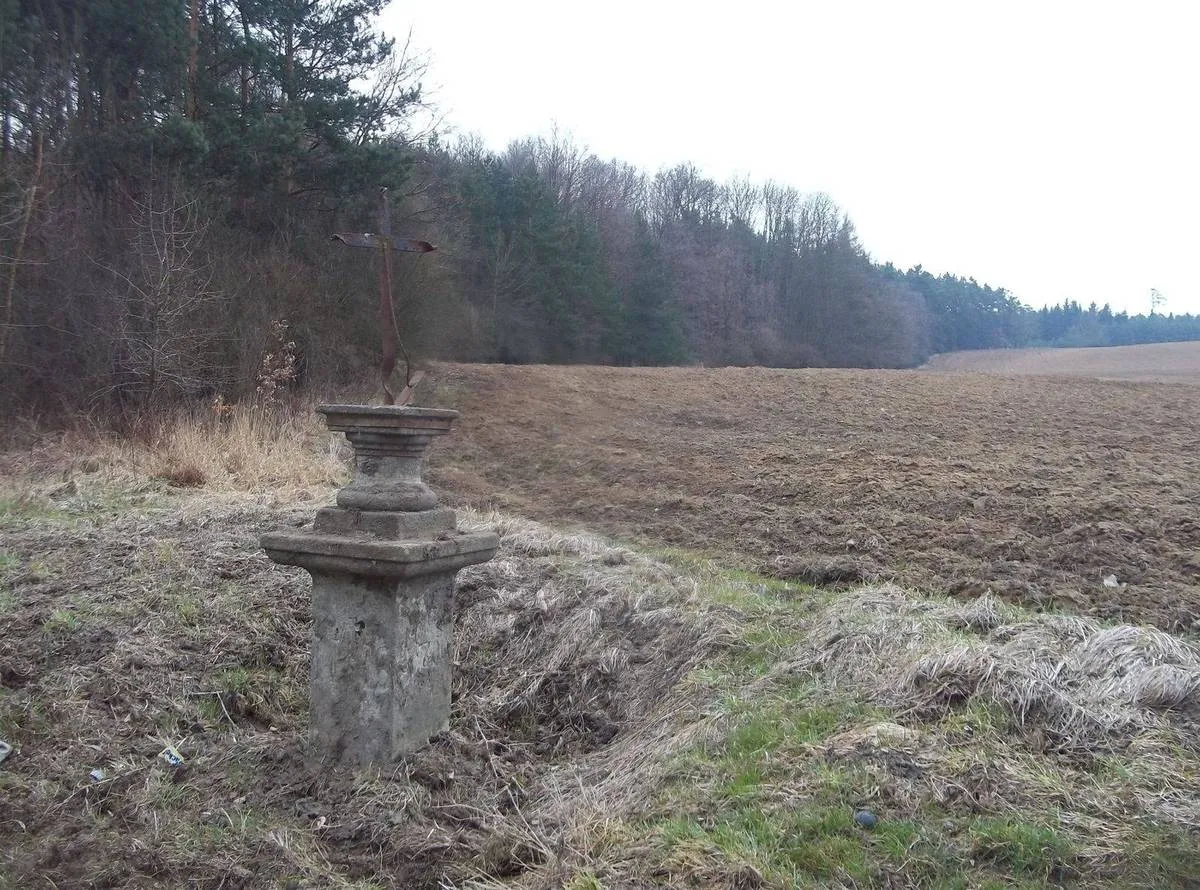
[330, 233, 437, 253]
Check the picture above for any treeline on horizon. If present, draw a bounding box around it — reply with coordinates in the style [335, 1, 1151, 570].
[2, 0, 1196, 419]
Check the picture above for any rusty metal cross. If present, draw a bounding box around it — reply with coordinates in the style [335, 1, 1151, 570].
[331, 187, 436, 405]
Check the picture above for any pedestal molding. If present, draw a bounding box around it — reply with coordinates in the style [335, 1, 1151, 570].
[260, 403, 497, 764]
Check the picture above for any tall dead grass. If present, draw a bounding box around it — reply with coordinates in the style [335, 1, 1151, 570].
[148, 401, 347, 492]
[0, 400, 349, 502]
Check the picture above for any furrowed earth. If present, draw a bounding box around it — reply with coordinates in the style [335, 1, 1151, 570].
[428, 361, 1200, 632]
[2, 350, 1200, 888]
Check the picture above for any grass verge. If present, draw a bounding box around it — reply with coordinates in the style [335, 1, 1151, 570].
[568, 556, 1200, 889]
[0, 477, 1197, 887]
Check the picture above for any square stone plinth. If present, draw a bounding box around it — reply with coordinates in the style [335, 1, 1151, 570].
[309, 570, 455, 763]
[262, 528, 499, 763]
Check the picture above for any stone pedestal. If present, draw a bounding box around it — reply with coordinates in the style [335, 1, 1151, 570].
[262, 405, 497, 765]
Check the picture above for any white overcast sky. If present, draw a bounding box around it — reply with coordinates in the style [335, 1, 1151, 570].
[385, 1, 1199, 315]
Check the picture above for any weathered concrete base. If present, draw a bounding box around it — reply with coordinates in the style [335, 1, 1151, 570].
[309, 570, 455, 763]
[262, 526, 498, 764]
[313, 506, 455, 538]
[262, 527, 497, 580]
[260, 404, 497, 766]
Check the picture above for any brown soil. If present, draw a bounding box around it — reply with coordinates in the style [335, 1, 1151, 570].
[427, 363, 1200, 631]
[922, 340, 1200, 383]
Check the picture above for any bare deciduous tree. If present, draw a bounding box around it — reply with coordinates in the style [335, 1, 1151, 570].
[92, 187, 227, 413]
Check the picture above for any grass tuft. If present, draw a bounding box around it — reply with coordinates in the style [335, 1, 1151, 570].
[969, 817, 1073, 877]
[42, 607, 80, 635]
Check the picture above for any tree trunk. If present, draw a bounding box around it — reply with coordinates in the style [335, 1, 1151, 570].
[186, 0, 200, 118]
[1, 134, 42, 366]
[73, 4, 89, 128]
[283, 20, 294, 103]
[48, 3, 67, 141]
[1, 91, 10, 167]
[238, 1, 252, 116]
[101, 55, 114, 125]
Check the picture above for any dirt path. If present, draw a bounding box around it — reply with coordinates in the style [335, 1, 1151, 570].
[427, 364, 1200, 631]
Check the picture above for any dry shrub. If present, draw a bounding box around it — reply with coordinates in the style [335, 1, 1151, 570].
[0, 398, 346, 503]
[157, 459, 207, 487]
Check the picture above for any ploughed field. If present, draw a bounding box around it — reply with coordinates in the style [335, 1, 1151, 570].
[428, 363, 1200, 632]
[922, 340, 1200, 383]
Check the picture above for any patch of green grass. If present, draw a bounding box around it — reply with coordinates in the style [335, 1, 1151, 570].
[0, 496, 66, 523]
[151, 539, 183, 567]
[722, 698, 858, 761]
[938, 698, 1015, 737]
[0, 697, 49, 739]
[633, 562, 1099, 889]
[0, 551, 18, 611]
[195, 694, 225, 724]
[175, 596, 201, 625]
[563, 871, 605, 890]
[200, 665, 296, 727]
[161, 584, 203, 626]
[1093, 754, 1136, 783]
[644, 547, 818, 607]
[778, 806, 871, 880]
[655, 806, 897, 885]
[217, 667, 252, 695]
[155, 780, 193, 808]
[651, 792, 1070, 888]
[183, 806, 267, 845]
[1122, 821, 1200, 887]
[24, 558, 52, 583]
[42, 607, 81, 635]
[716, 764, 764, 802]
[0, 486, 163, 530]
[717, 568, 815, 605]
[968, 816, 1074, 879]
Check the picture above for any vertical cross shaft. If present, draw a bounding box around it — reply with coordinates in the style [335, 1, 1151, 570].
[330, 187, 436, 405]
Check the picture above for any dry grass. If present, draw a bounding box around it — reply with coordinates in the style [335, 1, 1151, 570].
[793, 587, 1200, 759]
[2, 476, 1198, 887]
[0, 485, 734, 888]
[793, 587, 1200, 833]
[0, 401, 347, 504]
[147, 402, 347, 492]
